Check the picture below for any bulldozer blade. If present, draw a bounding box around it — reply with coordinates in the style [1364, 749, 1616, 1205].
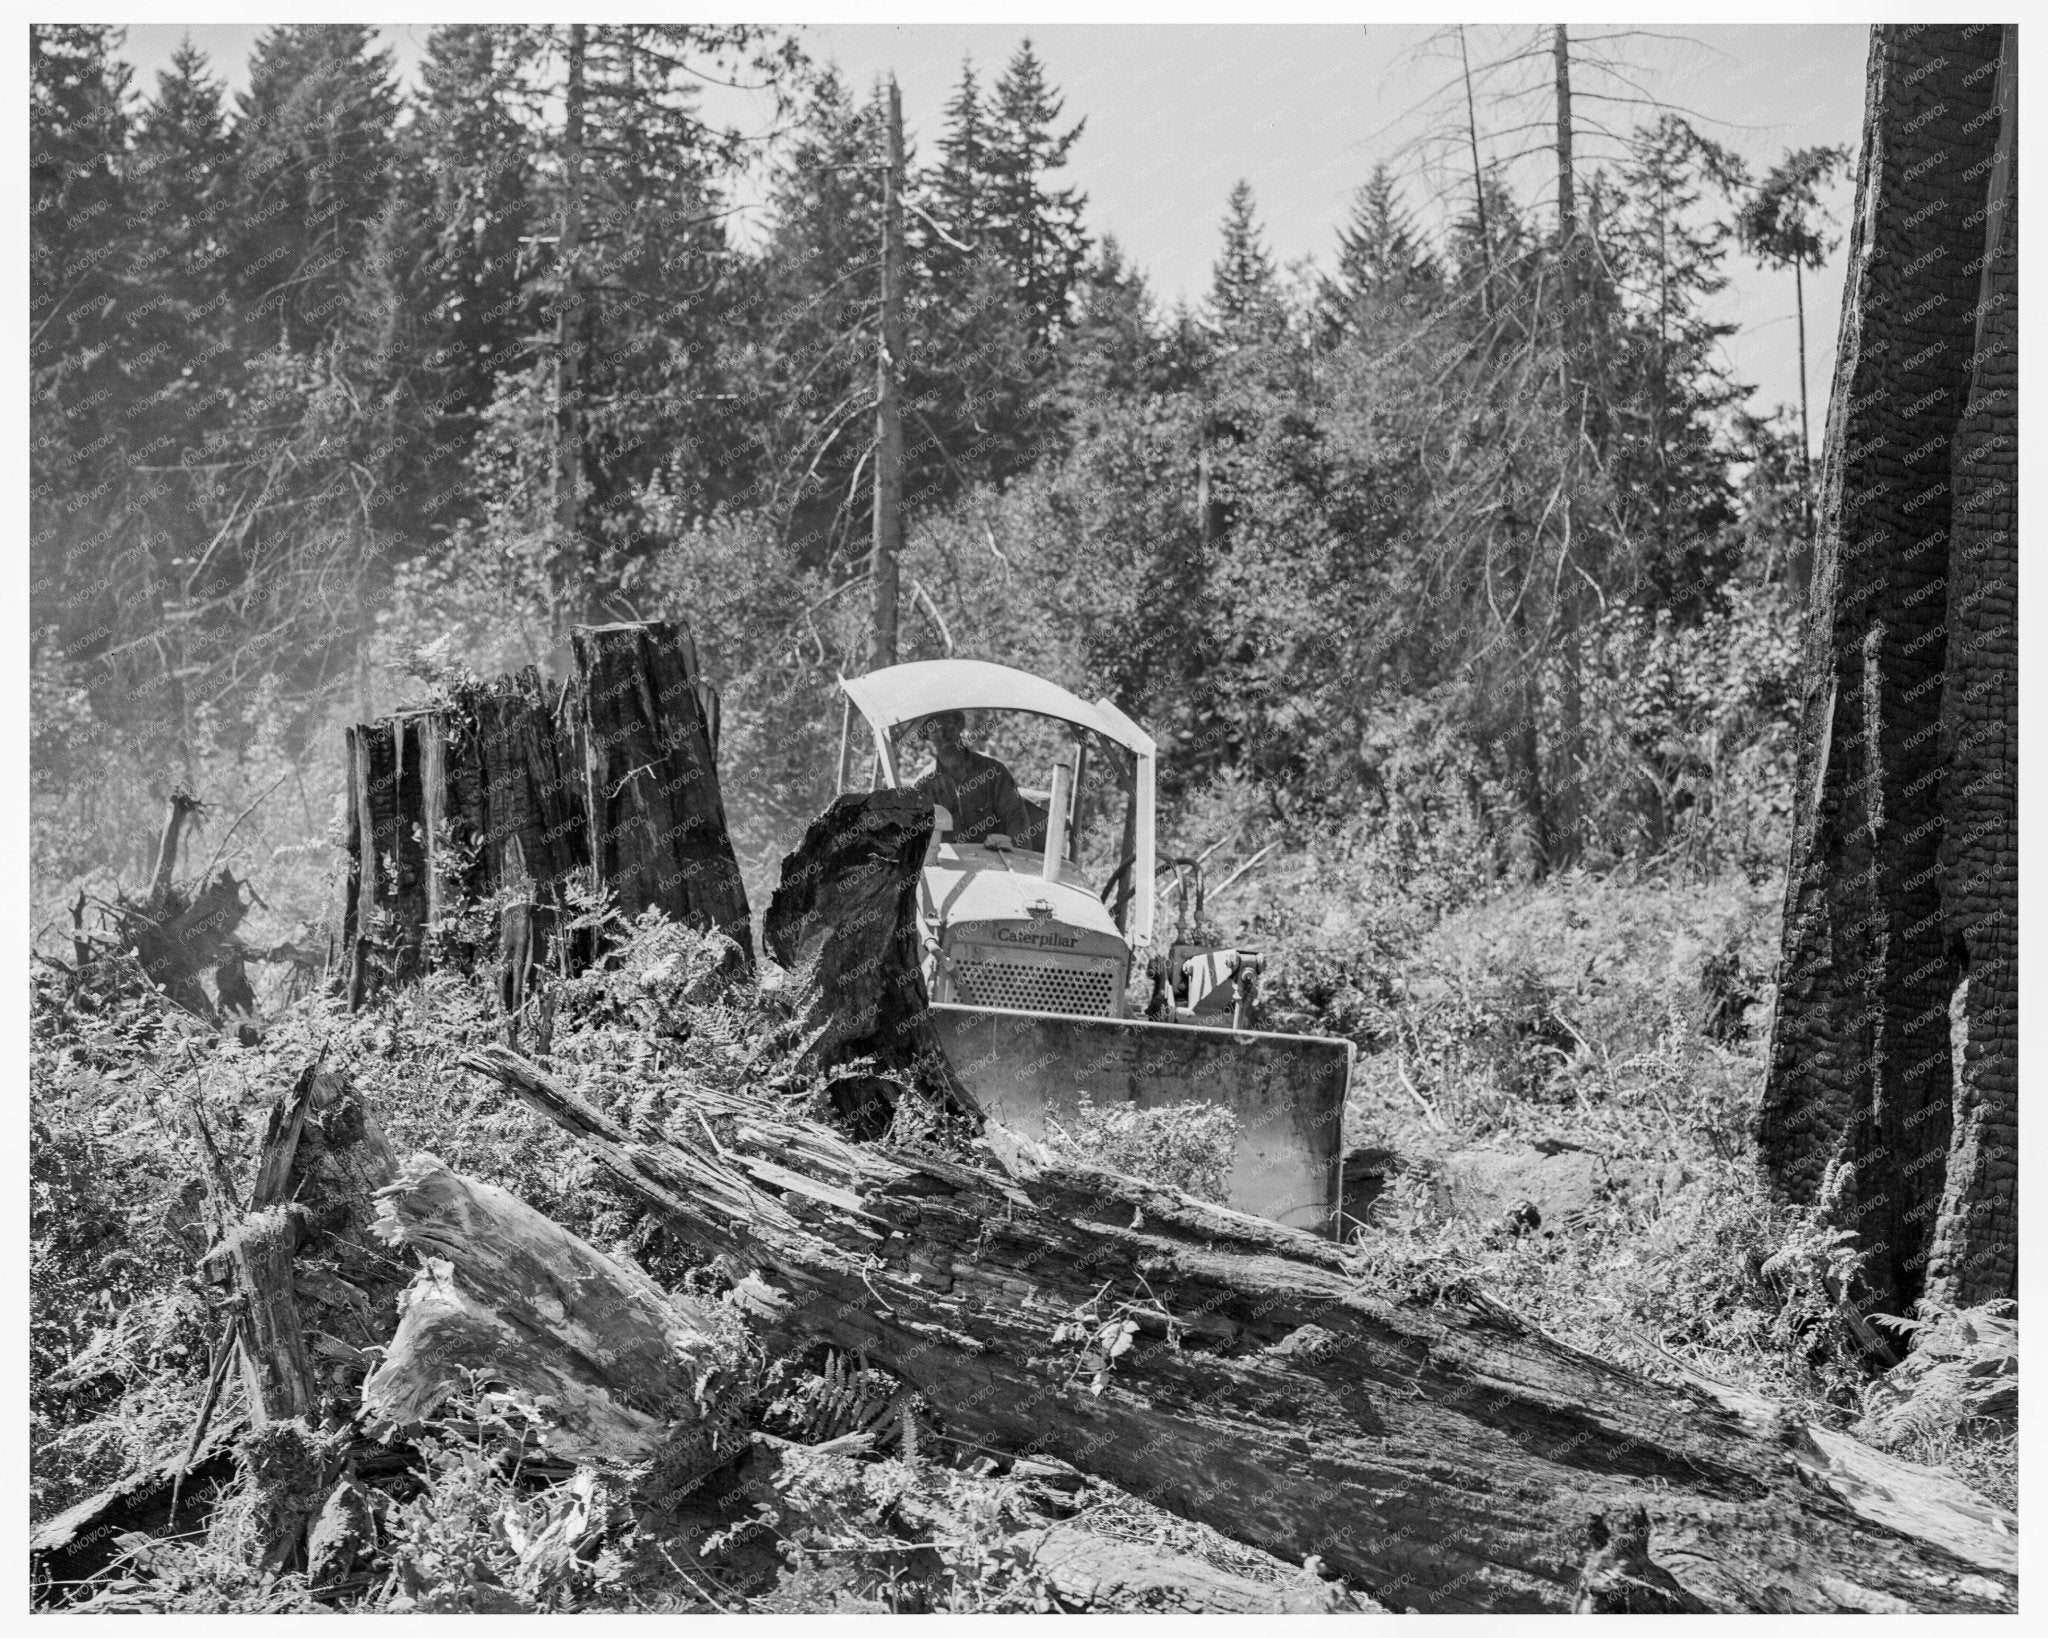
[929, 1003, 1351, 1236]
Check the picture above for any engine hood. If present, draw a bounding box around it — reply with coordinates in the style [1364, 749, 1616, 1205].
[922, 841, 1125, 952]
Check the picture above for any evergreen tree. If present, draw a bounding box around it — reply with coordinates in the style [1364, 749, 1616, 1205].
[1207, 180, 1284, 344]
[30, 24, 133, 621]
[412, 25, 539, 432]
[124, 41, 236, 454]
[1319, 164, 1436, 340]
[461, 25, 806, 615]
[226, 25, 403, 348]
[1060, 234, 1159, 418]
[902, 49, 1049, 500]
[919, 58, 988, 289]
[748, 67, 888, 566]
[1595, 116, 1749, 615]
[983, 39, 1089, 353]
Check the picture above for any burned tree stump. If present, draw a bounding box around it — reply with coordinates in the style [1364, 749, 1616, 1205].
[343, 715, 430, 1001]
[763, 790, 957, 1112]
[344, 668, 589, 1010]
[466, 667, 588, 1013]
[572, 621, 751, 960]
[464, 1046, 2017, 1615]
[342, 623, 744, 1008]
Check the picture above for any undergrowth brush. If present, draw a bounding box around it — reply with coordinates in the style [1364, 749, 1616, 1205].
[29, 838, 2016, 1609]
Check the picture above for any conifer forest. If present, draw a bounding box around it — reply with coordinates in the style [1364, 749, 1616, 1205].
[28, 23, 2017, 1613]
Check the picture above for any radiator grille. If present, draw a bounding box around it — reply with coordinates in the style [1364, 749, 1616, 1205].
[951, 957, 1116, 1018]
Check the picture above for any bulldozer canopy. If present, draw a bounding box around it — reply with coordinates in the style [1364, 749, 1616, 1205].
[840, 660, 1155, 757]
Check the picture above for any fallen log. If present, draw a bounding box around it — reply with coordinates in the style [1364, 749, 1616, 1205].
[463, 1045, 2017, 1615]
[361, 1154, 756, 1477]
[746, 1433, 1356, 1612]
[30, 1417, 246, 1600]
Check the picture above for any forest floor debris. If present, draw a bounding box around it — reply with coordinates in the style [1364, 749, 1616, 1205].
[30, 866, 2018, 1611]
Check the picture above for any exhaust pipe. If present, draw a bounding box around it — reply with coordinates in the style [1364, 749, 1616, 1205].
[1041, 758, 1071, 877]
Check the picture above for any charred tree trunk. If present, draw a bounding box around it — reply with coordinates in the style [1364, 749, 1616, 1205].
[763, 789, 955, 1108]
[1758, 25, 2016, 1314]
[343, 715, 427, 1002]
[340, 622, 742, 1010]
[1924, 25, 2018, 1309]
[344, 668, 588, 1011]
[465, 1046, 2015, 1615]
[572, 620, 750, 959]
[469, 666, 587, 1013]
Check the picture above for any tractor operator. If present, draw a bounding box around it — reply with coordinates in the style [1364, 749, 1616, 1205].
[911, 710, 1037, 848]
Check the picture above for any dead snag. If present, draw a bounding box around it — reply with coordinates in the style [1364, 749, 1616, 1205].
[361, 1154, 756, 1474]
[572, 620, 750, 960]
[463, 1046, 2016, 1616]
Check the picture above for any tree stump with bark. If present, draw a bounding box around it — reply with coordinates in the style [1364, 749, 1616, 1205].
[342, 623, 749, 1009]
[571, 620, 751, 961]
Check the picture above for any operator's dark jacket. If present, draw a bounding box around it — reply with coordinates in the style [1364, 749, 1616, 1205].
[914, 746, 1037, 847]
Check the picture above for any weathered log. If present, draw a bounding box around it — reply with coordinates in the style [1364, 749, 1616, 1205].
[361, 1154, 756, 1474]
[746, 1434, 1356, 1612]
[462, 1046, 2017, 1615]
[219, 1207, 318, 1424]
[30, 1415, 248, 1600]
[572, 620, 751, 959]
[1009, 1518, 1350, 1613]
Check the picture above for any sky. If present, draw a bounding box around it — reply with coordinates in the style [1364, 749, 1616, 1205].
[115, 22, 1868, 440]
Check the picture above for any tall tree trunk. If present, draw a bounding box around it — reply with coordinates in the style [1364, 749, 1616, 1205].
[868, 77, 905, 672]
[1923, 23, 2018, 1308]
[554, 23, 589, 636]
[1758, 25, 2011, 1315]
[1548, 24, 1584, 868]
[1793, 256, 1814, 594]
[1457, 25, 1491, 317]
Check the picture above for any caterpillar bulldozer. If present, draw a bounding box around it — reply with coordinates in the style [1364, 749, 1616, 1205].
[836, 660, 1351, 1235]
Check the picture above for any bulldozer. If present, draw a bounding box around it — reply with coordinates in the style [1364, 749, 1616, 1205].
[836, 659, 1351, 1235]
